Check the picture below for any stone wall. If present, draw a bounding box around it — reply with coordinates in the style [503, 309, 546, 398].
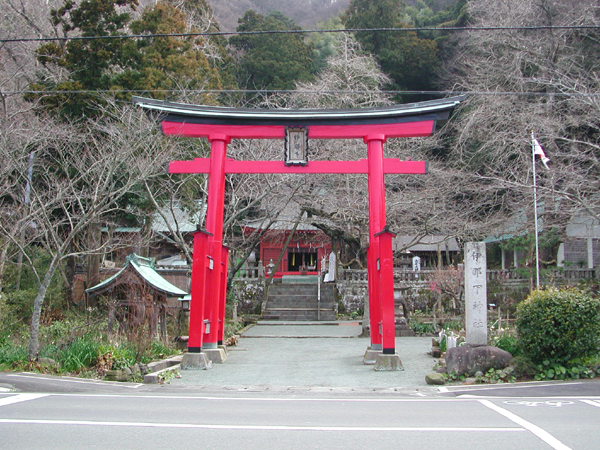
[336, 280, 368, 314]
[563, 238, 600, 267]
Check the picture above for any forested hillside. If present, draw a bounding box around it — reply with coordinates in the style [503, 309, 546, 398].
[206, 0, 458, 31]
[1, 0, 599, 358]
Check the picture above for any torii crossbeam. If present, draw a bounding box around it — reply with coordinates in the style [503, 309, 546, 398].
[134, 95, 464, 369]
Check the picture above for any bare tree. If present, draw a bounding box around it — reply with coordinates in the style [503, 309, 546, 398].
[0, 104, 172, 359]
[438, 0, 600, 239]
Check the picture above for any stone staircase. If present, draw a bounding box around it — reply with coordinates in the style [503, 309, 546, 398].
[263, 280, 336, 321]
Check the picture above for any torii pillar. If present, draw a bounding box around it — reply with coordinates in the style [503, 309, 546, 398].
[134, 95, 464, 370]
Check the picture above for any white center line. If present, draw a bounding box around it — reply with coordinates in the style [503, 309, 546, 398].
[479, 399, 572, 450]
[0, 394, 49, 407]
[0, 418, 525, 432]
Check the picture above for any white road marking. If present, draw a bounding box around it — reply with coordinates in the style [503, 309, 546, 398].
[0, 418, 525, 432]
[479, 399, 572, 450]
[7, 374, 143, 388]
[503, 400, 573, 407]
[0, 394, 49, 407]
[580, 400, 600, 408]
[447, 381, 586, 393]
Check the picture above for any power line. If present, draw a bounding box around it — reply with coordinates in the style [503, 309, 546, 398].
[4, 88, 600, 98]
[2, 24, 600, 44]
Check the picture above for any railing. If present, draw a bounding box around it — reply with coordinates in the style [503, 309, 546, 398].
[232, 266, 264, 279]
[232, 266, 597, 283]
[486, 268, 596, 281]
[393, 270, 436, 282]
[338, 268, 597, 283]
[339, 269, 368, 282]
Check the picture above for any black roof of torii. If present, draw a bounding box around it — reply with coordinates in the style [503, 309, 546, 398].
[132, 95, 465, 127]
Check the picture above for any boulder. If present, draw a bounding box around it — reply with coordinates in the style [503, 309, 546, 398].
[431, 348, 443, 358]
[38, 357, 57, 367]
[445, 345, 512, 376]
[425, 373, 446, 385]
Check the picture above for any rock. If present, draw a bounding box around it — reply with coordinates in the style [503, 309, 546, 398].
[445, 345, 512, 377]
[436, 366, 448, 374]
[130, 364, 140, 375]
[105, 369, 120, 381]
[463, 377, 478, 385]
[37, 357, 57, 367]
[425, 373, 446, 385]
[431, 348, 443, 358]
[474, 371, 484, 378]
[123, 367, 132, 376]
[117, 371, 129, 382]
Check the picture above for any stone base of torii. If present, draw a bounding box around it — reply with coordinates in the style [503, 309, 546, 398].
[133, 96, 464, 371]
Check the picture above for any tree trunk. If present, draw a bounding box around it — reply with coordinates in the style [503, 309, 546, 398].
[28, 256, 61, 360]
[0, 241, 9, 295]
[86, 223, 102, 291]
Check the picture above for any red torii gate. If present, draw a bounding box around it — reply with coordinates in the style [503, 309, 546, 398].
[134, 96, 463, 369]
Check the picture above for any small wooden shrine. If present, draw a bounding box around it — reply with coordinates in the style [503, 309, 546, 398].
[243, 219, 332, 278]
[85, 254, 188, 339]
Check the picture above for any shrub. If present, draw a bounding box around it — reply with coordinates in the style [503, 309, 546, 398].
[516, 288, 600, 365]
[0, 341, 28, 367]
[56, 336, 102, 373]
[410, 321, 436, 335]
[97, 343, 137, 370]
[491, 331, 522, 357]
[508, 356, 537, 379]
[442, 320, 463, 332]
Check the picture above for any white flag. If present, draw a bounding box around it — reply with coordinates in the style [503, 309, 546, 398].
[533, 138, 550, 169]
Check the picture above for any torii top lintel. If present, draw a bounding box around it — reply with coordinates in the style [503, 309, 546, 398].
[132, 96, 464, 141]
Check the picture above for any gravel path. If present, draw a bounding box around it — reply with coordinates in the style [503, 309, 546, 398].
[169, 323, 440, 395]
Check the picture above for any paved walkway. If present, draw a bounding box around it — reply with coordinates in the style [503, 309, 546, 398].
[169, 322, 440, 395]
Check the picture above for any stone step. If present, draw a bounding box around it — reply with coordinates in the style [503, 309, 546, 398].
[268, 288, 319, 296]
[264, 283, 337, 321]
[266, 300, 334, 306]
[263, 311, 336, 321]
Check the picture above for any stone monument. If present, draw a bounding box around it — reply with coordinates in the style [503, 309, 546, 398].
[464, 242, 487, 345]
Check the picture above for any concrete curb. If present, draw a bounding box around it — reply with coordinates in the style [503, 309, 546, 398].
[143, 355, 183, 384]
[143, 364, 182, 384]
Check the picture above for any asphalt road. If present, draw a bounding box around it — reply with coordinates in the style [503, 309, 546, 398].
[3, 325, 600, 449]
[1, 390, 599, 450]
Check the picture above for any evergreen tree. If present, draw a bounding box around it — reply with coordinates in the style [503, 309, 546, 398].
[343, 0, 440, 94]
[27, 0, 232, 119]
[229, 10, 315, 91]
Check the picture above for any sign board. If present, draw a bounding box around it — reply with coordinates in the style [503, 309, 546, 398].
[285, 126, 308, 166]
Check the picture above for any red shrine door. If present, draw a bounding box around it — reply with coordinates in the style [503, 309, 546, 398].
[134, 96, 463, 363]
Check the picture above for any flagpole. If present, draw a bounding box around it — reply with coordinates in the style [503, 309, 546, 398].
[531, 130, 541, 289]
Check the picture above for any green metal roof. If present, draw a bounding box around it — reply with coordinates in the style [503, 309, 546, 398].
[85, 254, 188, 297]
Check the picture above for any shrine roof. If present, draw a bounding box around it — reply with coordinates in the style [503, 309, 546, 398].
[394, 235, 460, 252]
[85, 254, 188, 297]
[132, 96, 465, 127]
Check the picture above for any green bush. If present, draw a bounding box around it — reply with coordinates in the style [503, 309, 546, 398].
[0, 341, 28, 367]
[516, 288, 600, 365]
[410, 321, 436, 335]
[56, 336, 102, 372]
[98, 343, 136, 370]
[508, 356, 537, 379]
[492, 332, 523, 357]
[442, 320, 463, 332]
